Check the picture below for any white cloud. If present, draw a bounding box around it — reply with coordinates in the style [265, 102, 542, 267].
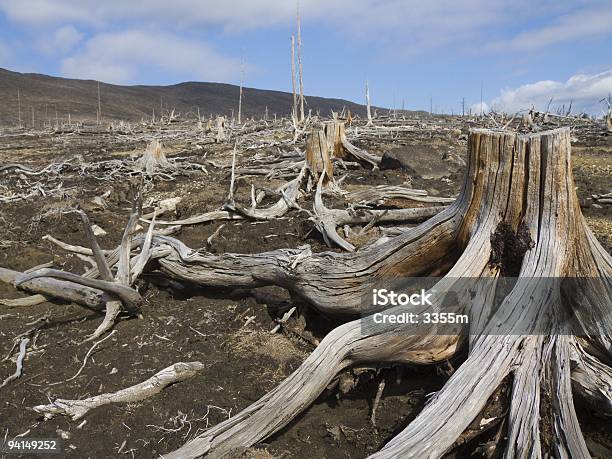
[2, 0, 606, 54]
[0, 0, 295, 29]
[489, 69, 612, 114]
[60, 30, 243, 84]
[491, 4, 612, 51]
[37, 25, 83, 54]
[469, 102, 489, 115]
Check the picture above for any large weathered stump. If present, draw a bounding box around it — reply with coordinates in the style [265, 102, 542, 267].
[159, 127, 611, 458]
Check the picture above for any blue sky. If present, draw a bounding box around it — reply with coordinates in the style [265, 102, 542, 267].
[1, 0, 611, 115]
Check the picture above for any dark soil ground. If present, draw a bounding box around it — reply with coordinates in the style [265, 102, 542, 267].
[0, 119, 610, 458]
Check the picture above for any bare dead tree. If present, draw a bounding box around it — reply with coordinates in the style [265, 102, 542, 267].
[291, 35, 298, 126]
[296, 0, 305, 123]
[237, 57, 244, 125]
[366, 80, 373, 126]
[97, 81, 102, 125]
[17, 88, 21, 128]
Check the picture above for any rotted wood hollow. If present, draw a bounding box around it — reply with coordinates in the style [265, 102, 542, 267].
[160, 128, 611, 458]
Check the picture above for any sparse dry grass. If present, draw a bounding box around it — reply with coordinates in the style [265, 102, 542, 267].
[230, 329, 308, 386]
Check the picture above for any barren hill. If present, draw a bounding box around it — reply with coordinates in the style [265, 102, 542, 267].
[0, 67, 369, 126]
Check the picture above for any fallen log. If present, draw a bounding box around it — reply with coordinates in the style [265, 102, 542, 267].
[0, 267, 109, 311]
[33, 362, 205, 420]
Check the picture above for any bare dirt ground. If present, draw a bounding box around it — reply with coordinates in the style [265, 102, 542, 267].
[0, 117, 610, 458]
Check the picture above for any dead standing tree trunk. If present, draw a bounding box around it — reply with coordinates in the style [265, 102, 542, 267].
[160, 127, 611, 458]
[216, 116, 226, 142]
[366, 80, 373, 126]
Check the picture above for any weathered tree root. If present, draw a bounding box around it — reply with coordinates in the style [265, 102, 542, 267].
[345, 184, 456, 205]
[311, 172, 445, 251]
[155, 128, 610, 458]
[33, 361, 205, 420]
[151, 167, 306, 226]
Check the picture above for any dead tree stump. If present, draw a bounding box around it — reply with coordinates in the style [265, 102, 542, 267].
[521, 112, 534, 129]
[138, 140, 172, 174]
[161, 127, 611, 459]
[323, 121, 346, 158]
[215, 116, 226, 142]
[305, 129, 333, 182]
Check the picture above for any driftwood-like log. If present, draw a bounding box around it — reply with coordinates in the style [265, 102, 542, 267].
[346, 185, 455, 205]
[14, 268, 143, 311]
[33, 362, 205, 420]
[0, 267, 109, 311]
[0, 294, 47, 307]
[341, 135, 381, 167]
[311, 173, 445, 251]
[224, 166, 306, 220]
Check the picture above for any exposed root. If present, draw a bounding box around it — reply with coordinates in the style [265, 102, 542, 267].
[311, 172, 445, 251]
[570, 339, 612, 417]
[166, 321, 460, 458]
[346, 185, 455, 205]
[84, 300, 122, 342]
